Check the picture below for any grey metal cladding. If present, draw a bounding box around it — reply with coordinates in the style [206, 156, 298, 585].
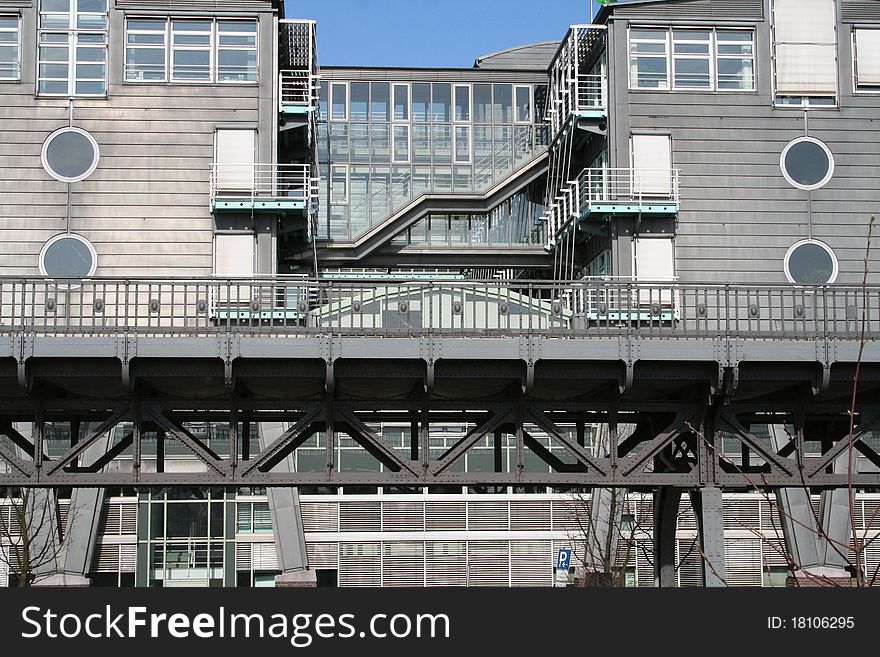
[613, 0, 764, 20]
[473, 42, 561, 71]
[842, 0, 880, 22]
[0, 1, 31, 8]
[114, 0, 275, 10]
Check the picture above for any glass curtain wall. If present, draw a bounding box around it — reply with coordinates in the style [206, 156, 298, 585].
[316, 79, 549, 242]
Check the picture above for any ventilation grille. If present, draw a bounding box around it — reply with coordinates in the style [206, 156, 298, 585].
[302, 502, 339, 533]
[617, 0, 764, 19]
[842, 0, 880, 22]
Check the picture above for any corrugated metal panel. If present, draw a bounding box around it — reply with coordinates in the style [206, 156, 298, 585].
[616, 0, 764, 19]
[425, 501, 466, 530]
[467, 500, 509, 531]
[467, 541, 510, 586]
[302, 502, 339, 533]
[510, 500, 551, 531]
[842, 0, 880, 22]
[474, 42, 560, 71]
[381, 501, 424, 532]
[425, 541, 467, 586]
[725, 538, 763, 586]
[339, 501, 381, 532]
[382, 542, 425, 587]
[511, 540, 552, 586]
[306, 542, 339, 569]
[338, 542, 381, 587]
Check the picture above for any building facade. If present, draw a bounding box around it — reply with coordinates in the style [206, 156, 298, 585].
[1, 0, 879, 588]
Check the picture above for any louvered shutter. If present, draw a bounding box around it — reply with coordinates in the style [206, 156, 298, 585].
[215, 129, 255, 192]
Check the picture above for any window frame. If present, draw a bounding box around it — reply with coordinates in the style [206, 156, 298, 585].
[454, 125, 471, 163]
[780, 136, 835, 191]
[41, 126, 101, 183]
[330, 81, 348, 121]
[38, 0, 109, 97]
[628, 24, 757, 93]
[330, 163, 349, 204]
[392, 82, 409, 122]
[392, 124, 410, 163]
[39, 232, 99, 281]
[853, 27, 880, 94]
[0, 13, 21, 82]
[125, 16, 259, 85]
[671, 27, 713, 91]
[514, 84, 532, 123]
[783, 238, 839, 286]
[453, 83, 470, 122]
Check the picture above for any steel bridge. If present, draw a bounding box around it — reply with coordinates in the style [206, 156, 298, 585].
[0, 277, 877, 491]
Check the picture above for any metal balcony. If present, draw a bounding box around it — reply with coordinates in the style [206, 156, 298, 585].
[280, 70, 318, 114]
[279, 19, 319, 116]
[210, 163, 317, 213]
[548, 25, 607, 139]
[543, 167, 680, 248]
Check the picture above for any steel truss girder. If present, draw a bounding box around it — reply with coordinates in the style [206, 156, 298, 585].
[0, 399, 879, 489]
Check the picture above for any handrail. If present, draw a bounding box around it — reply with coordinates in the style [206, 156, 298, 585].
[1, 277, 877, 340]
[210, 163, 314, 206]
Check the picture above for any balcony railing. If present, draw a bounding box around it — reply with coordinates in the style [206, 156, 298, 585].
[1, 278, 877, 340]
[210, 163, 317, 211]
[543, 167, 681, 248]
[280, 70, 319, 112]
[547, 24, 607, 138]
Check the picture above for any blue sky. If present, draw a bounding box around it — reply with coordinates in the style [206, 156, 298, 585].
[286, 0, 597, 67]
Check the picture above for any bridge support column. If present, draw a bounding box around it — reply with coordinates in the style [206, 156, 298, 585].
[258, 422, 316, 588]
[653, 487, 681, 587]
[689, 486, 726, 587]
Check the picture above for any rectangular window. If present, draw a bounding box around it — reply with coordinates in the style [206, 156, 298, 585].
[854, 28, 880, 90]
[473, 83, 492, 122]
[672, 29, 711, 89]
[331, 82, 347, 120]
[514, 85, 531, 122]
[171, 20, 211, 81]
[125, 19, 167, 81]
[432, 124, 452, 164]
[392, 83, 408, 120]
[0, 15, 20, 80]
[431, 83, 451, 122]
[371, 82, 389, 121]
[629, 27, 669, 89]
[216, 20, 257, 82]
[412, 83, 430, 122]
[454, 84, 470, 121]
[331, 164, 348, 203]
[127, 17, 257, 83]
[412, 124, 431, 164]
[716, 30, 755, 90]
[772, 0, 837, 99]
[39, 0, 108, 96]
[392, 124, 409, 162]
[454, 125, 470, 163]
[350, 81, 369, 120]
[492, 84, 512, 123]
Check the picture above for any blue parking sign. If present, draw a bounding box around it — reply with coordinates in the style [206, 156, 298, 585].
[556, 548, 572, 571]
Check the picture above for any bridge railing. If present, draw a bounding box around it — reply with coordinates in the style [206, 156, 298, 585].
[0, 278, 877, 339]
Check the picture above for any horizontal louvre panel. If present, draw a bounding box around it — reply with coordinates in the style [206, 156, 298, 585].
[425, 541, 467, 586]
[382, 542, 424, 587]
[551, 499, 587, 533]
[0, 506, 20, 536]
[723, 498, 760, 529]
[725, 538, 763, 586]
[306, 542, 339, 569]
[253, 503, 272, 532]
[58, 501, 70, 537]
[120, 545, 137, 572]
[618, 0, 763, 19]
[236, 543, 251, 570]
[120, 503, 137, 534]
[762, 538, 790, 568]
[382, 501, 424, 532]
[862, 500, 880, 529]
[509, 501, 550, 531]
[677, 538, 703, 587]
[843, 0, 880, 21]
[339, 502, 381, 532]
[677, 498, 698, 530]
[99, 505, 119, 535]
[760, 499, 784, 531]
[95, 545, 120, 572]
[425, 501, 466, 530]
[511, 540, 551, 587]
[467, 541, 510, 586]
[252, 542, 278, 570]
[636, 539, 655, 587]
[467, 501, 509, 531]
[302, 502, 339, 533]
[338, 543, 381, 587]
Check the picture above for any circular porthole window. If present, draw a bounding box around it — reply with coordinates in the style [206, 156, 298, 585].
[41, 127, 100, 183]
[783, 239, 838, 285]
[39, 234, 98, 280]
[780, 137, 834, 190]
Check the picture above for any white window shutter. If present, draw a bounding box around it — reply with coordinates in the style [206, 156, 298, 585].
[633, 237, 675, 306]
[215, 129, 256, 192]
[774, 0, 836, 44]
[856, 30, 880, 85]
[776, 44, 838, 94]
[214, 234, 255, 277]
[631, 134, 672, 197]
